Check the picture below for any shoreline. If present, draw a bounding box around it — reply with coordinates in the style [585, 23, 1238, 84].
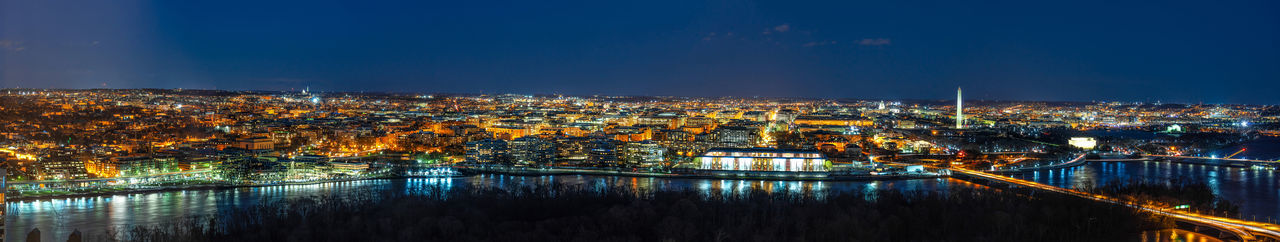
[6, 175, 461, 202]
[456, 166, 945, 181]
[8, 168, 946, 202]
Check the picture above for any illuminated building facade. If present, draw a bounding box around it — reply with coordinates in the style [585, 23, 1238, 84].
[233, 136, 275, 151]
[793, 116, 873, 126]
[714, 126, 759, 148]
[465, 139, 509, 163]
[1069, 137, 1097, 150]
[696, 148, 828, 172]
[40, 156, 89, 180]
[509, 136, 556, 165]
[621, 141, 665, 167]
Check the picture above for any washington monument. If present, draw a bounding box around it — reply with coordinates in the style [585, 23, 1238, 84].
[956, 87, 964, 129]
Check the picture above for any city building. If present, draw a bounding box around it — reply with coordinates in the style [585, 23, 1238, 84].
[714, 126, 759, 148]
[39, 156, 88, 180]
[465, 139, 509, 163]
[620, 141, 666, 167]
[509, 136, 556, 165]
[695, 148, 828, 172]
[1069, 137, 1097, 150]
[232, 136, 275, 151]
[587, 139, 620, 166]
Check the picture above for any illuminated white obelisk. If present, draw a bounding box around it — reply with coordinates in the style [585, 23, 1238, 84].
[956, 87, 963, 129]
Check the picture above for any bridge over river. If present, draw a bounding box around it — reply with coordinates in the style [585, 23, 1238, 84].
[1147, 155, 1280, 168]
[950, 166, 1280, 241]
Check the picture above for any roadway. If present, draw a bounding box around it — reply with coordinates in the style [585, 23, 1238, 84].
[987, 153, 1087, 174]
[1148, 155, 1278, 164]
[949, 167, 1280, 241]
[8, 168, 215, 186]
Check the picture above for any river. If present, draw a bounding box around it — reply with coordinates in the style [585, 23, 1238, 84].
[1009, 160, 1279, 221]
[7, 160, 1280, 241]
[1213, 137, 1280, 160]
[6, 175, 963, 241]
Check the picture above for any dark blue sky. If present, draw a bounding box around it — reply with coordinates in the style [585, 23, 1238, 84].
[2, 0, 1278, 103]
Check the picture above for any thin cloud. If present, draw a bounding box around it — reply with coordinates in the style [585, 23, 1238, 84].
[858, 38, 891, 46]
[773, 24, 790, 33]
[803, 40, 838, 47]
[0, 40, 25, 51]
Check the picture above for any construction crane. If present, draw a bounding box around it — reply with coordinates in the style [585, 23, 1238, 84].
[1224, 148, 1247, 159]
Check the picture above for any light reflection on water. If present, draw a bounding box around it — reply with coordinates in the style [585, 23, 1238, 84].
[1137, 229, 1222, 242]
[6, 175, 955, 241]
[10, 160, 1269, 241]
[1009, 161, 1280, 222]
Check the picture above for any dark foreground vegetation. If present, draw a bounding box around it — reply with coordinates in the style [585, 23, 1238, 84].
[1084, 178, 1242, 217]
[84, 184, 1178, 242]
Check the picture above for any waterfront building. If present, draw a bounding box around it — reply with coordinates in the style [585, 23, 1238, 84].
[554, 136, 592, 163]
[509, 136, 556, 165]
[328, 161, 369, 175]
[620, 141, 666, 167]
[38, 156, 88, 180]
[587, 139, 620, 166]
[465, 139, 509, 163]
[695, 148, 828, 172]
[112, 155, 178, 177]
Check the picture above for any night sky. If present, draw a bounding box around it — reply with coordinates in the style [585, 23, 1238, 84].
[2, 0, 1278, 103]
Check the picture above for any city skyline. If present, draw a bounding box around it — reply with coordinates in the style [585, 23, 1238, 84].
[4, 82, 1278, 241]
[1, 87, 1271, 106]
[5, 1, 1280, 240]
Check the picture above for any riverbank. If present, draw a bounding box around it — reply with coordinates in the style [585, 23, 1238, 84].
[100, 183, 1170, 241]
[987, 153, 1088, 174]
[455, 165, 944, 181]
[7, 166, 946, 201]
[7, 175, 464, 202]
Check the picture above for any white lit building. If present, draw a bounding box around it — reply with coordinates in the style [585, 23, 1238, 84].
[696, 148, 827, 172]
[1068, 137, 1097, 150]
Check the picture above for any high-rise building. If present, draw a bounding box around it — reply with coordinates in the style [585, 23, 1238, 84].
[956, 87, 964, 129]
[509, 136, 556, 165]
[465, 139, 509, 163]
[714, 126, 759, 148]
[620, 141, 666, 167]
[587, 139, 620, 166]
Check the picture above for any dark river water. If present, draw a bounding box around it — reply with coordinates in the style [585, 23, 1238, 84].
[1214, 137, 1280, 160]
[6, 175, 963, 241]
[1009, 161, 1279, 221]
[7, 160, 1279, 241]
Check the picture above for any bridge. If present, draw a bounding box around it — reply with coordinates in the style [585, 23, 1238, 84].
[949, 166, 1280, 241]
[986, 153, 1088, 174]
[1147, 155, 1279, 168]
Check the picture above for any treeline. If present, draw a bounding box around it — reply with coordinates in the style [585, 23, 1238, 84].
[90, 184, 1175, 242]
[1083, 178, 1241, 216]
